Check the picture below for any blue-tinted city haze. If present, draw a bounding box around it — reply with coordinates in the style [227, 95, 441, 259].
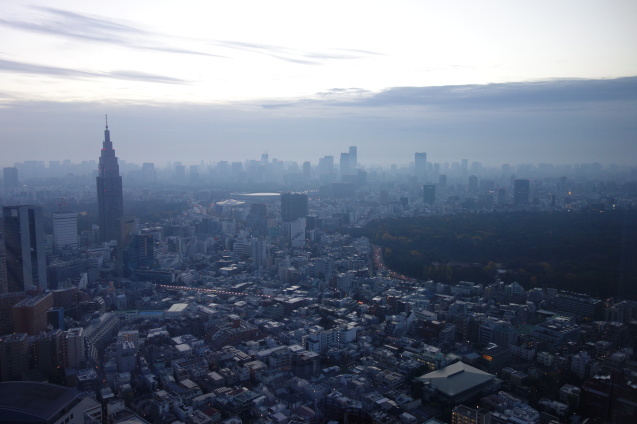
[0, 1, 635, 166]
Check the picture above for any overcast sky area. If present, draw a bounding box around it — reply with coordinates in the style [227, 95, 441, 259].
[0, 0, 636, 168]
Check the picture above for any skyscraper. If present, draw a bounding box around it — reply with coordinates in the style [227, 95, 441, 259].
[348, 146, 357, 169]
[52, 212, 78, 252]
[415, 152, 427, 182]
[281, 193, 308, 222]
[2, 167, 19, 189]
[0, 240, 7, 294]
[423, 184, 436, 204]
[514, 179, 530, 205]
[340, 152, 352, 176]
[96, 117, 124, 242]
[2, 205, 47, 292]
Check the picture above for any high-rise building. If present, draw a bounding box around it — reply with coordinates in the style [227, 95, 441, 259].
[423, 184, 436, 204]
[0, 333, 29, 381]
[285, 218, 306, 248]
[2, 205, 47, 292]
[122, 234, 154, 277]
[415, 152, 427, 182]
[281, 193, 308, 222]
[2, 167, 19, 189]
[348, 146, 357, 169]
[339, 152, 351, 176]
[52, 212, 78, 252]
[96, 117, 124, 242]
[141, 162, 156, 184]
[318, 156, 334, 177]
[64, 327, 86, 369]
[302, 161, 311, 179]
[468, 175, 478, 193]
[0, 240, 6, 294]
[250, 238, 268, 269]
[12, 292, 54, 335]
[247, 203, 267, 233]
[513, 179, 530, 205]
[438, 174, 447, 189]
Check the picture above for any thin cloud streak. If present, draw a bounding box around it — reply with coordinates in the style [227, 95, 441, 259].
[0, 59, 189, 84]
[0, 7, 223, 58]
[216, 40, 379, 65]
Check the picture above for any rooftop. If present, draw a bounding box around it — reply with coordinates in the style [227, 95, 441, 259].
[0, 382, 81, 422]
[416, 362, 496, 397]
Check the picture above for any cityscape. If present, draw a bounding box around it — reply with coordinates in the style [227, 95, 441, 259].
[0, 120, 636, 424]
[1, 1, 636, 424]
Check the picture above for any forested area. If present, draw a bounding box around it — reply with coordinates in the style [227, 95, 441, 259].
[359, 210, 637, 299]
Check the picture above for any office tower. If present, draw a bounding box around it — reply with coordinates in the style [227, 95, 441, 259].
[340, 152, 351, 176]
[0, 333, 29, 381]
[438, 174, 447, 189]
[52, 212, 78, 252]
[348, 146, 357, 169]
[96, 118, 124, 242]
[141, 162, 156, 184]
[302, 161, 311, 179]
[0, 240, 6, 294]
[461, 159, 469, 176]
[281, 193, 308, 222]
[247, 203, 267, 233]
[2, 205, 47, 292]
[415, 152, 427, 182]
[285, 218, 306, 248]
[65, 327, 86, 369]
[12, 292, 54, 335]
[318, 156, 334, 176]
[250, 238, 268, 269]
[468, 175, 478, 192]
[31, 329, 65, 378]
[423, 184, 436, 204]
[514, 179, 530, 205]
[174, 162, 186, 183]
[0, 292, 26, 334]
[3, 167, 19, 189]
[122, 234, 154, 277]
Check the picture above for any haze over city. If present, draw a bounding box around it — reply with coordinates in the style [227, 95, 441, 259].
[1, 0, 636, 167]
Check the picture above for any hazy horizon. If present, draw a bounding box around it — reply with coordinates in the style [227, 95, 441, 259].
[1, 1, 636, 168]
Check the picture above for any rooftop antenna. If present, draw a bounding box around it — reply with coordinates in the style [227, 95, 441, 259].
[105, 114, 108, 129]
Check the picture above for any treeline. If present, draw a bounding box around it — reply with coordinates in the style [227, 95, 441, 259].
[357, 210, 637, 299]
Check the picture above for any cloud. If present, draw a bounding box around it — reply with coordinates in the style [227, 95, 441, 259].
[350, 77, 637, 109]
[1, 7, 378, 64]
[0, 7, 223, 58]
[216, 40, 379, 65]
[260, 77, 637, 111]
[0, 59, 188, 84]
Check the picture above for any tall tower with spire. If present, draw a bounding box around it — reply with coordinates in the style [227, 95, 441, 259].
[96, 116, 124, 242]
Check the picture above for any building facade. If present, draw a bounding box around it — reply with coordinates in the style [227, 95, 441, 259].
[2, 205, 47, 292]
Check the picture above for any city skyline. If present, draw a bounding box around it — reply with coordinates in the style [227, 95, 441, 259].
[0, 1, 636, 167]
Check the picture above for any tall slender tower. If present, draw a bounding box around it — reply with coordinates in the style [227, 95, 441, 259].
[96, 116, 124, 242]
[415, 152, 427, 182]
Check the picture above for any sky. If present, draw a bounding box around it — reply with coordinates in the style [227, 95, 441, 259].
[0, 0, 636, 168]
